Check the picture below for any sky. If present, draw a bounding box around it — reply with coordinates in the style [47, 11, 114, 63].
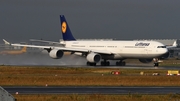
[1, 0, 180, 43]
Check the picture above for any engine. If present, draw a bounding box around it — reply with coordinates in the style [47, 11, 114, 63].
[139, 59, 153, 63]
[49, 49, 64, 59]
[86, 53, 101, 63]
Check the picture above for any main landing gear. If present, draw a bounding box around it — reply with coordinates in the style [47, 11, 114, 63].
[86, 59, 126, 66]
[100, 59, 126, 66]
[100, 59, 110, 66]
[86, 62, 96, 66]
[86, 60, 111, 66]
[116, 60, 126, 66]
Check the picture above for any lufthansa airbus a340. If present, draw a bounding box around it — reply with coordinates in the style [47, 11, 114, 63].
[5, 15, 170, 66]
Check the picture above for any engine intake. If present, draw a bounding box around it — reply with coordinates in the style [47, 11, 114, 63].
[86, 53, 101, 63]
[49, 49, 64, 59]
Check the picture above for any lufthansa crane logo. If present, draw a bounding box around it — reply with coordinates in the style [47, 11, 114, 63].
[62, 22, 67, 33]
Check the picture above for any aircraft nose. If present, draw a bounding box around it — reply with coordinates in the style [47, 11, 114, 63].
[159, 48, 169, 59]
[163, 48, 168, 54]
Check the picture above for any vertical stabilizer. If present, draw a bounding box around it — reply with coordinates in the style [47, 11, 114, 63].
[60, 15, 76, 41]
[172, 40, 177, 47]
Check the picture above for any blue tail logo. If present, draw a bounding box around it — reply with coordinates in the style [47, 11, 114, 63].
[60, 15, 76, 41]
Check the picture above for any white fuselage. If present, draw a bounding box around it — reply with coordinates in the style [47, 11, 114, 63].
[64, 40, 168, 59]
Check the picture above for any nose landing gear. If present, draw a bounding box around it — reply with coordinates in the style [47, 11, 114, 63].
[153, 58, 159, 67]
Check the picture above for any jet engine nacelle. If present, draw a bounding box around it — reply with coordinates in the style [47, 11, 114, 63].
[139, 59, 153, 63]
[49, 49, 64, 59]
[86, 53, 101, 63]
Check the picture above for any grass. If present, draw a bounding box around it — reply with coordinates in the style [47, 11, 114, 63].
[13, 94, 180, 101]
[1, 66, 180, 86]
[2, 59, 180, 101]
[159, 59, 180, 66]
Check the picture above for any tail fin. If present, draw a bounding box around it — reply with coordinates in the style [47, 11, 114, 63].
[60, 15, 76, 41]
[21, 46, 27, 52]
[172, 40, 177, 47]
[166, 40, 178, 48]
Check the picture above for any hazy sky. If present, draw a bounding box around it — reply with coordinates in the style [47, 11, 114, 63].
[1, 0, 180, 43]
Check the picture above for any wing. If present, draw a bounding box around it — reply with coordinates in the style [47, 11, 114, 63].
[3, 39, 113, 55]
[29, 39, 64, 45]
[11, 43, 112, 55]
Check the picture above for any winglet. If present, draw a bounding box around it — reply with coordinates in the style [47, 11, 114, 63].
[3, 39, 10, 45]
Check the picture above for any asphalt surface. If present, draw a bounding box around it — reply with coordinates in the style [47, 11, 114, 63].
[3, 86, 180, 94]
[0, 53, 180, 69]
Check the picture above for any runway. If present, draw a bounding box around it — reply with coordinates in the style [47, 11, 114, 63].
[3, 86, 180, 94]
[0, 53, 180, 69]
[73, 65, 180, 70]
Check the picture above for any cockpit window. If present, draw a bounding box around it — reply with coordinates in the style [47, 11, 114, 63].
[157, 46, 166, 48]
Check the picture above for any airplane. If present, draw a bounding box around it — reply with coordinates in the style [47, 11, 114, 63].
[4, 15, 170, 67]
[0, 46, 27, 55]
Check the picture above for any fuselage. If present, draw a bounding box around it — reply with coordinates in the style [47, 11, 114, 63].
[64, 40, 168, 59]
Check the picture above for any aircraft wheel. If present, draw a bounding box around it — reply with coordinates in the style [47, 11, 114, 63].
[122, 62, 126, 66]
[93, 63, 96, 66]
[154, 62, 159, 67]
[87, 62, 90, 66]
[116, 61, 126, 66]
[101, 61, 110, 66]
[106, 61, 110, 66]
[101, 61, 105, 66]
[87, 62, 96, 66]
[116, 62, 120, 66]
